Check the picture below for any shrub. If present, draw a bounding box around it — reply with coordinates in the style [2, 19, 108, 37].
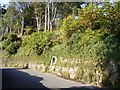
[22, 32, 52, 55]
[7, 34, 18, 42]
[68, 30, 120, 88]
[1, 34, 21, 54]
[0, 34, 8, 42]
[24, 26, 34, 35]
[6, 41, 21, 54]
[49, 44, 69, 58]
[61, 15, 84, 43]
[50, 31, 63, 46]
[42, 44, 69, 67]
[77, 2, 120, 35]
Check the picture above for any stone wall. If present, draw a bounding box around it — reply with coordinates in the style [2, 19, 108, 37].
[2, 56, 77, 80]
[1, 56, 105, 86]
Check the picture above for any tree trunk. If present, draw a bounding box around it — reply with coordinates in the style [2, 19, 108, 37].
[9, 25, 12, 34]
[2, 30, 4, 36]
[36, 15, 39, 31]
[50, 2, 57, 31]
[6, 27, 9, 34]
[38, 18, 41, 32]
[21, 16, 24, 35]
[16, 21, 20, 34]
[18, 28, 20, 34]
[48, 0, 50, 31]
[50, 2, 53, 31]
[9, 16, 12, 34]
[44, 4, 47, 32]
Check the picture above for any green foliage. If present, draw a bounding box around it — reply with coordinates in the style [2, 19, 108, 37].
[68, 30, 120, 88]
[1, 34, 21, 54]
[1, 1, 120, 88]
[43, 44, 69, 66]
[61, 71, 70, 79]
[0, 34, 8, 42]
[6, 41, 21, 54]
[68, 30, 105, 57]
[7, 34, 19, 42]
[101, 2, 120, 35]
[50, 31, 63, 46]
[16, 47, 44, 64]
[22, 32, 52, 55]
[24, 26, 34, 35]
[78, 4, 94, 30]
[77, 2, 120, 35]
[51, 44, 69, 59]
[61, 15, 84, 41]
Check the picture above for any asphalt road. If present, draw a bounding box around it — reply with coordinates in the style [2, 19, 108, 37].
[1, 68, 108, 89]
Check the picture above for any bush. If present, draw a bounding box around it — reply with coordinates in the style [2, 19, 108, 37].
[6, 41, 21, 54]
[1, 34, 21, 54]
[50, 31, 63, 46]
[68, 30, 120, 88]
[7, 34, 18, 42]
[0, 34, 8, 42]
[42, 44, 70, 69]
[61, 15, 84, 43]
[49, 44, 68, 58]
[22, 32, 52, 55]
[77, 2, 120, 35]
[24, 26, 34, 35]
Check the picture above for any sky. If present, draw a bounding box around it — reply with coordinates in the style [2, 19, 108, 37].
[0, 0, 10, 5]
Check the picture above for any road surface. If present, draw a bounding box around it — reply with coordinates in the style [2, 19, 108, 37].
[1, 68, 107, 89]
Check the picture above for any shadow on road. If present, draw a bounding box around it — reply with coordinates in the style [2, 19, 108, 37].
[49, 86, 109, 90]
[67, 86, 108, 90]
[2, 68, 47, 89]
[1, 68, 109, 90]
[49, 86, 108, 90]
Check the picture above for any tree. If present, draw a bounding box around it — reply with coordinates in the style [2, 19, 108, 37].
[103, 2, 120, 35]
[32, 2, 44, 32]
[2, 2, 17, 34]
[50, 1, 60, 31]
[48, 0, 50, 31]
[44, 2, 47, 32]
[14, 2, 36, 35]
